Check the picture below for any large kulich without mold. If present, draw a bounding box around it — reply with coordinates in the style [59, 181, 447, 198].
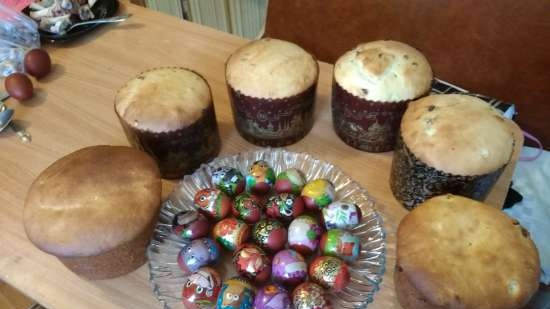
[395, 195, 540, 309]
[225, 38, 319, 146]
[332, 40, 433, 152]
[390, 93, 515, 209]
[23, 146, 162, 280]
[115, 67, 220, 179]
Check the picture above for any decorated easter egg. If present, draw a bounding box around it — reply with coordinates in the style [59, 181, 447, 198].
[216, 277, 255, 309]
[271, 249, 308, 285]
[308, 256, 350, 292]
[245, 160, 275, 195]
[322, 201, 361, 230]
[212, 166, 245, 196]
[212, 218, 250, 251]
[194, 188, 232, 220]
[172, 210, 210, 241]
[253, 283, 291, 309]
[287, 215, 323, 255]
[292, 282, 331, 309]
[178, 238, 220, 274]
[275, 168, 306, 195]
[320, 229, 361, 262]
[265, 193, 304, 222]
[233, 244, 271, 283]
[252, 219, 287, 253]
[182, 267, 222, 309]
[301, 179, 336, 210]
[232, 193, 262, 224]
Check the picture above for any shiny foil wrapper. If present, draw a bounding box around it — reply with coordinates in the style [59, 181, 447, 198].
[292, 282, 331, 309]
[390, 135, 505, 210]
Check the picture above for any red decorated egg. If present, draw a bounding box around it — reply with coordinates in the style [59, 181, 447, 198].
[252, 218, 287, 253]
[287, 215, 323, 255]
[193, 188, 232, 220]
[265, 193, 304, 222]
[233, 244, 271, 283]
[308, 256, 350, 292]
[172, 210, 210, 240]
[301, 179, 336, 210]
[275, 168, 306, 195]
[212, 218, 250, 251]
[245, 160, 275, 195]
[232, 193, 262, 224]
[320, 229, 361, 262]
[292, 282, 332, 309]
[182, 267, 221, 309]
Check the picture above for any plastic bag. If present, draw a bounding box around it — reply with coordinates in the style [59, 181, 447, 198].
[0, 3, 40, 77]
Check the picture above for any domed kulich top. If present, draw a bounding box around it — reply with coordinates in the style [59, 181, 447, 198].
[401, 94, 514, 176]
[334, 40, 433, 102]
[115, 67, 212, 133]
[226, 38, 318, 99]
[24, 146, 161, 257]
[397, 194, 540, 309]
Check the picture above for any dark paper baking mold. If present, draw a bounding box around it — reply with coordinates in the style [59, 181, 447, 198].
[390, 135, 505, 210]
[227, 84, 316, 147]
[117, 104, 221, 179]
[331, 80, 410, 153]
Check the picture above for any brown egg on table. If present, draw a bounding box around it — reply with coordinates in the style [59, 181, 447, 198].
[5, 73, 33, 101]
[309, 256, 350, 292]
[24, 48, 51, 79]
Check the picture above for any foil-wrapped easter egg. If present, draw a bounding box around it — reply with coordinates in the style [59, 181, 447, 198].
[232, 193, 262, 224]
[254, 283, 291, 309]
[252, 219, 287, 253]
[287, 215, 323, 255]
[320, 229, 361, 262]
[178, 238, 220, 274]
[301, 179, 336, 210]
[272, 249, 308, 285]
[212, 166, 245, 196]
[182, 267, 222, 309]
[275, 168, 306, 195]
[308, 256, 350, 292]
[265, 193, 305, 222]
[213, 218, 250, 251]
[216, 277, 255, 309]
[245, 160, 275, 195]
[233, 244, 271, 283]
[172, 210, 210, 241]
[194, 188, 232, 220]
[292, 282, 332, 309]
[322, 201, 361, 230]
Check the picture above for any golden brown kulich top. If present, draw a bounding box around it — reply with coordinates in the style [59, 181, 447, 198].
[397, 194, 540, 309]
[115, 67, 212, 133]
[225, 38, 318, 99]
[401, 94, 514, 175]
[24, 146, 162, 257]
[334, 40, 433, 102]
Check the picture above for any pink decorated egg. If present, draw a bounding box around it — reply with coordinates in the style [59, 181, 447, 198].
[254, 283, 291, 309]
[271, 249, 307, 285]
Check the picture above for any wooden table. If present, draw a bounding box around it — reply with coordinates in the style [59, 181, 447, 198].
[0, 2, 523, 309]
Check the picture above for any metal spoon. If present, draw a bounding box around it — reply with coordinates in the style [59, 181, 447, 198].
[41, 14, 132, 35]
[0, 100, 31, 143]
[0, 108, 14, 131]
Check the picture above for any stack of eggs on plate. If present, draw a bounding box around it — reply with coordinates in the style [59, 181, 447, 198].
[171, 160, 363, 309]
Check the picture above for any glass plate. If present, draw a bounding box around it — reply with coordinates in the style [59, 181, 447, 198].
[148, 149, 386, 309]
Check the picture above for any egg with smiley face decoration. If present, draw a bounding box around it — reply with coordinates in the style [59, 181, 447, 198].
[182, 267, 221, 309]
[194, 188, 232, 220]
[216, 277, 255, 309]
